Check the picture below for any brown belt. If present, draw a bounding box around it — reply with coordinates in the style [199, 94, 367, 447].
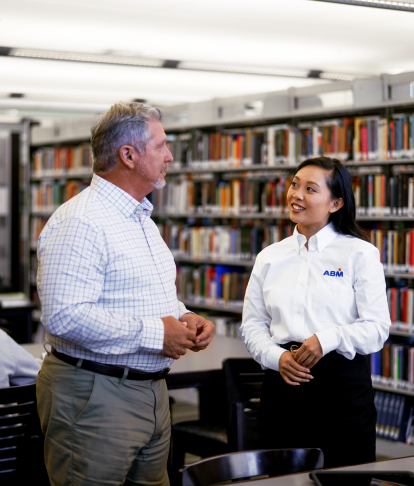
[52, 348, 170, 381]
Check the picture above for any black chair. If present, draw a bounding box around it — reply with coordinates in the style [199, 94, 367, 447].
[169, 358, 265, 484]
[169, 371, 229, 484]
[180, 448, 324, 486]
[0, 382, 49, 486]
[223, 358, 264, 451]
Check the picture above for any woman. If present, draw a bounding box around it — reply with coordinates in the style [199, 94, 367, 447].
[241, 157, 390, 468]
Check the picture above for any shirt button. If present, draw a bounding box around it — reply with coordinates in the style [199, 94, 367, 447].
[304, 258, 308, 262]
[297, 337, 301, 341]
[297, 309, 301, 314]
[300, 282, 304, 286]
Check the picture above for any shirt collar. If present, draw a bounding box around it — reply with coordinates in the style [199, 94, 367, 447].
[91, 174, 153, 218]
[292, 222, 338, 253]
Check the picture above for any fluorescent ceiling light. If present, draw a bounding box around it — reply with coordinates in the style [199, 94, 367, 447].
[0, 97, 111, 113]
[179, 61, 310, 78]
[10, 93, 137, 104]
[0, 47, 364, 82]
[310, 0, 414, 11]
[0, 56, 329, 109]
[319, 72, 358, 81]
[10, 48, 164, 67]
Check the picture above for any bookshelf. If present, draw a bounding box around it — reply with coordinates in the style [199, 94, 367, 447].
[373, 384, 414, 397]
[28, 144, 93, 320]
[0, 121, 31, 296]
[28, 73, 414, 451]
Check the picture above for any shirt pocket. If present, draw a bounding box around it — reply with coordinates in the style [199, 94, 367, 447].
[313, 281, 350, 322]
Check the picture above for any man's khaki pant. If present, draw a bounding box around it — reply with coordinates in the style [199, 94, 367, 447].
[36, 353, 171, 486]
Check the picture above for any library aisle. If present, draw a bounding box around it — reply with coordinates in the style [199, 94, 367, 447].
[2, 2, 414, 480]
[27, 78, 414, 459]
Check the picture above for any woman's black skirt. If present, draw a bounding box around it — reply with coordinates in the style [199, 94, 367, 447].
[261, 343, 377, 468]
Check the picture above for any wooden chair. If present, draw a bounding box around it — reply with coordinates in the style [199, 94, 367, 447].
[0, 382, 49, 485]
[180, 448, 324, 486]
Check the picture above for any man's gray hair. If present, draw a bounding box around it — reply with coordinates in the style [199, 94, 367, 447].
[91, 101, 163, 173]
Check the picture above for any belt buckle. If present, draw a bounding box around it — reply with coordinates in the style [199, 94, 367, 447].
[290, 345, 299, 352]
[160, 368, 170, 379]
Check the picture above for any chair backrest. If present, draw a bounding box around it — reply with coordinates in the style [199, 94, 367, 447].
[223, 358, 264, 451]
[181, 448, 324, 486]
[0, 382, 41, 483]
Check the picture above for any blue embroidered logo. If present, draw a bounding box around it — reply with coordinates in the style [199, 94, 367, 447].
[323, 268, 343, 277]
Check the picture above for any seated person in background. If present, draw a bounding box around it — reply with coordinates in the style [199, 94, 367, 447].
[0, 329, 40, 388]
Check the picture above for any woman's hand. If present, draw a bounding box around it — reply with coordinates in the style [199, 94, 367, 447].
[279, 351, 313, 386]
[293, 335, 323, 369]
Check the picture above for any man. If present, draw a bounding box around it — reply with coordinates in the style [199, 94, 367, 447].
[36, 102, 214, 486]
[0, 329, 40, 388]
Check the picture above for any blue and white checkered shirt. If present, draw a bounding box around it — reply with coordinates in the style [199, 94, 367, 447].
[37, 174, 191, 371]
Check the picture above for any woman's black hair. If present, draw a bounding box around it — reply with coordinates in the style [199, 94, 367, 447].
[293, 157, 369, 242]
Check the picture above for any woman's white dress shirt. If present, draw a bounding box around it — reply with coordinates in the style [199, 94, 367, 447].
[241, 223, 391, 371]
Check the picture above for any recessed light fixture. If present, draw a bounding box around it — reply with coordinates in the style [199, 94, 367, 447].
[0, 46, 366, 82]
[310, 0, 414, 12]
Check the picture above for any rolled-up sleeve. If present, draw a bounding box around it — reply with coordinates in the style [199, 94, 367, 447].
[178, 301, 194, 319]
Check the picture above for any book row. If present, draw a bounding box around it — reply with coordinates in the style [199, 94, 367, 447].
[31, 217, 48, 248]
[157, 224, 292, 261]
[160, 225, 414, 275]
[369, 230, 414, 274]
[167, 115, 414, 169]
[371, 342, 414, 391]
[176, 265, 249, 306]
[354, 114, 414, 162]
[31, 180, 89, 213]
[33, 145, 93, 176]
[31, 215, 414, 279]
[153, 173, 414, 217]
[353, 172, 414, 217]
[374, 391, 414, 444]
[211, 316, 243, 339]
[29, 170, 414, 220]
[154, 176, 292, 216]
[388, 287, 414, 329]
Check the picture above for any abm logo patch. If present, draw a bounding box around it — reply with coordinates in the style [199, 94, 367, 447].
[323, 268, 343, 277]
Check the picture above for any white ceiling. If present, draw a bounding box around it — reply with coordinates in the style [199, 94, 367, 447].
[0, 0, 413, 119]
